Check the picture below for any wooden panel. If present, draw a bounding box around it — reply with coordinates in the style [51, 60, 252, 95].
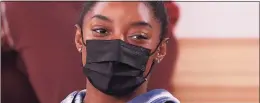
[172, 39, 259, 103]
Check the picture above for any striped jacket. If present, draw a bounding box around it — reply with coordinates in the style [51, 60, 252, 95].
[61, 89, 180, 103]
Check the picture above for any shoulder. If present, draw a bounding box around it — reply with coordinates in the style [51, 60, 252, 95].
[61, 89, 86, 103]
[128, 89, 180, 103]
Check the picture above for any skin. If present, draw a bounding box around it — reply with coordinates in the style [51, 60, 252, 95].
[75, 2, 168, 103]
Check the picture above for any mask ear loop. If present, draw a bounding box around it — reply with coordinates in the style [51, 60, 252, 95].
[144, 60, 156, 80]
[149, 40, 163, 56]
[80, 29, 86, 66]
[81, 29, 87, 46]
[144, 38, 164, 80]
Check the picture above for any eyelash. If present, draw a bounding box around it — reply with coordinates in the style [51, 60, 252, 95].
[91, 28, 109, 37]
[91, 28, 149, 41]
[129, 33, 149, 40]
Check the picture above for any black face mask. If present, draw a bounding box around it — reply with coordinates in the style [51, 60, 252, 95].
[83, 39, 157, 97]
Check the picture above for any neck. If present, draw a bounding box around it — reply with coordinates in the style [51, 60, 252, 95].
[84, 80, 147, 103]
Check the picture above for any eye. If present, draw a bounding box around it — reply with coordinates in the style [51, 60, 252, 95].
[91, 28, 109, 37]
[130, 33, 149, 40]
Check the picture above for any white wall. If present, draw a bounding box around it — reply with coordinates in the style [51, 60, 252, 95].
[174, 2, 259, 38]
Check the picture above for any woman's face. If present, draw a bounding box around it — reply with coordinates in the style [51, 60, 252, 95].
[75, 2, 167, 76]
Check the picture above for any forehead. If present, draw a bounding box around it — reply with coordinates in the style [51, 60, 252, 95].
[86, 2, 158, 24]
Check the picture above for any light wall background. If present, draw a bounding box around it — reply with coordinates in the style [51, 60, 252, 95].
[169, 2, 259, 103]
[174, 2, 259, 38]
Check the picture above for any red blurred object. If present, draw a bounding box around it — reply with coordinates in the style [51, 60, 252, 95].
[1, 2, 85, 103]
[165, 2, 180, 29]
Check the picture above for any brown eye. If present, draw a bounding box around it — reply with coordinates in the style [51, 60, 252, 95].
[130, 33, 148, 40]
[92, 28, 109, 37]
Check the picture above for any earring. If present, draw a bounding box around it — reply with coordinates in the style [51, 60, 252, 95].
[156, 53, 161, 63]
[79, 48, 82, 52]
[156, 58, 161, 63]
[165, 38, 170, 44]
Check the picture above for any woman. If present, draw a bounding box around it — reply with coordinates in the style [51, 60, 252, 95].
[62, 1, 180, 103]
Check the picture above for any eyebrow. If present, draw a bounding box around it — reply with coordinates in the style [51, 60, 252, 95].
[130, 21, 152, 29]
[91, 14, 112, 22]
[91, 14, 152, 29]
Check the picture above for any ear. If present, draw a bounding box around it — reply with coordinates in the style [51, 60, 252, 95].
[75, 24, 83, 53]
[156, 38, 169, 63]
